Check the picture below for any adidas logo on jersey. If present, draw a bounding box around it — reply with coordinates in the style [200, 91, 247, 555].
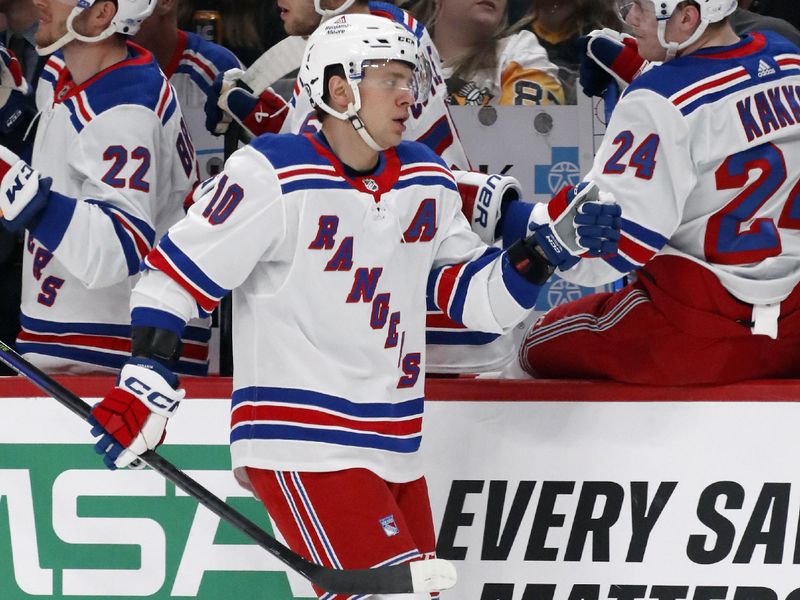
[757, 59, 776, 78]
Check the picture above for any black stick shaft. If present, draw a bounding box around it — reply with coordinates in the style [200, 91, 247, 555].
[0, 341, 416, 595]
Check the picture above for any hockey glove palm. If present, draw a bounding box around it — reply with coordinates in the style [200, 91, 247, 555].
[454, 170, 522, 244]
[205, 68, 289, 139]
[0, 145, 51, 232]
[527, 181, 620, 271]
[89, 358, 185, 470]
[577, 28, 647, 98]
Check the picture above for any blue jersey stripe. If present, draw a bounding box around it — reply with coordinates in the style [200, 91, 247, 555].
[20, 313, 130, 337]
[231, 386, 424, 419]
[426, 330, 501, 345]
[158, 234, 230, 301]
[448, 247, 501, 323]
[230, 423, 422, 453]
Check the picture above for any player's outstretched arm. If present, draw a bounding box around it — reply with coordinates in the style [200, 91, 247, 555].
[89, 327, 185, 470]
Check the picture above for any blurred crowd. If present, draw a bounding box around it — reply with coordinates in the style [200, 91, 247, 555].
[175, 0, 799, 106]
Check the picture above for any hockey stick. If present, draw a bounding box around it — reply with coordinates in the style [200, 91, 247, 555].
[0, 340, 457, 595]
[239, 35, 307, 95]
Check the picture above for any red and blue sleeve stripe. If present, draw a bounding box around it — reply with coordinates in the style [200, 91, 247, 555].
[144, 233, 229, 312]
[85, 199, 156, 275]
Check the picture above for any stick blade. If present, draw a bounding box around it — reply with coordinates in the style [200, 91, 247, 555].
[410, 558, 458, 593]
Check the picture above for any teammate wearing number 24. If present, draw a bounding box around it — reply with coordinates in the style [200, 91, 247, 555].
[520, 0, 800, 385]
[0, 0, 205, 375]
[88, 15, 620, 599]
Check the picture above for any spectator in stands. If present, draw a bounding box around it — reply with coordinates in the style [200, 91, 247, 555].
[0, 0, 39, 82]
[176, 0, 282, 66]
[522, 0, 623, 103]
[739, 0, 800, 31]
[520, 0, 800, 385]
[406, 0, 565, 106]
[731, 2, 800, 45]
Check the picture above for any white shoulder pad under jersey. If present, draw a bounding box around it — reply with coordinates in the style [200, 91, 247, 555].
[133, 132, 540, 480]
[564, 32, 800, 305]
[445, 30, 565, 106]
[281, 1, 470, 170]
[165, 30, 243, 179]
[19, 45, 205, 375]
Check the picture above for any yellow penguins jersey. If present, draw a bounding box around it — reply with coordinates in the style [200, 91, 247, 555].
[443, 30, 565, 106]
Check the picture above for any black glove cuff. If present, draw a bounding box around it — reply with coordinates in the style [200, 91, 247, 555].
[506, 237, 555, 285]
[131, 326, 183, 369]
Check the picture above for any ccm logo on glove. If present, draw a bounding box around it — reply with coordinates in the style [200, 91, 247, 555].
[121, 375, 180, 413]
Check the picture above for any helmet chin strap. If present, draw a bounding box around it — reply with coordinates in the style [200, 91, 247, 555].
[314, 0, 357, 20]
[346, 103, 386, 152]
[657, 18, 709, 60]
[36, 6, 117, 56]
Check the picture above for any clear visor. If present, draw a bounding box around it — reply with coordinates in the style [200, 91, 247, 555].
[616, 0, 637, 21]
[356, 55, 432, 105]
[617, 0, 666, 22]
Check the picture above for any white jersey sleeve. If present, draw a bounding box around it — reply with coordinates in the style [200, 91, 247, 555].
[133, 144, 287, 319]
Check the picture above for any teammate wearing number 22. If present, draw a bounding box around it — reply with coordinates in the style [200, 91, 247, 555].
[520, 0, 800, 385]
[0, 0, 207, 375]
[88, 15, 620, 599]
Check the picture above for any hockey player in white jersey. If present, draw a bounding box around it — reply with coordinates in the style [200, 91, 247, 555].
[0, 0, 205, 374]
[86, 14, 620, 598]
[133, 0, 242, 179]
[205, 0, 470, 171]
[520, 0, 800, 385]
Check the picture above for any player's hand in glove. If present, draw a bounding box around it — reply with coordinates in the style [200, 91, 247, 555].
[507, 182, 620, 284]
[577, 28, 648, 98]
[0, 145, 52, 231]
[88, 358, 185, 470]
[204, 68, 289, 140]
[454, 170, 522, 244]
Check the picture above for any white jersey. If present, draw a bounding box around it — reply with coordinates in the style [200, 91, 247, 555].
[131, 132, 540, 481]
[18, 43, 204, 375]
[564, 32, 800, 307]
[281, 1, 470, 170]
[443, 30, 565, 106]
[164, 30, 242, 179]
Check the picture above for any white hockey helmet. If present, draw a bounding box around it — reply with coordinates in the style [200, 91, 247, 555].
[299, 13, 431, 151]
[37, 0, 157, 56]
[618, 0, 737, 57]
